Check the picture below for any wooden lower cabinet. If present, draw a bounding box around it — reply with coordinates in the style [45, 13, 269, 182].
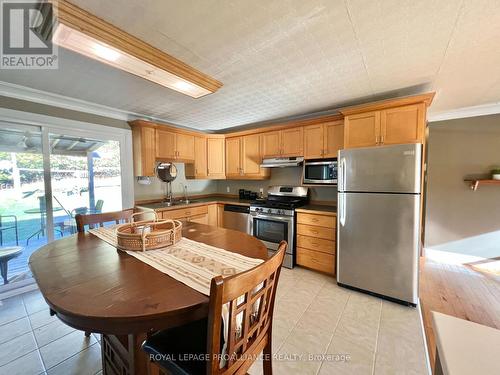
[207, 204, 218, 226]
[188, 213, 209, 224]
[296, 212, 336, 275]
[296, 248, 335, 274]
[159, 205, 208, 221]
[151, 203, 223, 227]
[297, 223, 334, 241]
[296, 212, 335, 228]
[297, 235, 335, 254]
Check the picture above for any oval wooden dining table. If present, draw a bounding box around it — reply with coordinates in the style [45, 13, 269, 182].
[29, 222, 268, 375]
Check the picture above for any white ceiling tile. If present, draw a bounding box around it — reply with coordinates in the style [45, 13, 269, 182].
[0, 0, 498, 129]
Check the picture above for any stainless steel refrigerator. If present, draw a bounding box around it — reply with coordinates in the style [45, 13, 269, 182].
[337, 143, 422, 305]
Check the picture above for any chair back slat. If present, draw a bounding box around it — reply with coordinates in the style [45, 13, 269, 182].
[75, 208, 134, 233]
[206, 241, 287, 375]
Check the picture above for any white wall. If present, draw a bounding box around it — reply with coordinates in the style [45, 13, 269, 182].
[134, 164, 337, 202]
[216, 166, 337, 201]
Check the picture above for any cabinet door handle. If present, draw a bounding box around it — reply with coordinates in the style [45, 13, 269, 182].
[375, 135, 380, 145]
[311, 218, 319, 222]
[380, 135, 384, 144]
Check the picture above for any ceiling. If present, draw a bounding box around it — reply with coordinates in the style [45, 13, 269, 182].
[1, 0, 500, 130]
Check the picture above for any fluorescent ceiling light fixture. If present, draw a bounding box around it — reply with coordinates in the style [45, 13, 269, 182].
[92, 43, 120, 62]
[51, 1, 222, 98]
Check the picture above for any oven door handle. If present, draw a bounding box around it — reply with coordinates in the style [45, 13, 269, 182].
[251, 213, 294, 222]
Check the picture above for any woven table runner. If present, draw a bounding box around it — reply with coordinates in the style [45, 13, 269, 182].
[89, 226, 263, 295]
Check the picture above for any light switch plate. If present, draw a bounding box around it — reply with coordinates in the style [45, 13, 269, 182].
[226, 186, 230, 193]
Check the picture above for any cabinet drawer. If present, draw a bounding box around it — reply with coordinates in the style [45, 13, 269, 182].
[297, 213, 335, 228]
[297, 224, 335, 241]
[188, 213, 209, 225]
[161, 205, 208, 220]
[297, 235, 335, 254]
[296, 247, 335, 274]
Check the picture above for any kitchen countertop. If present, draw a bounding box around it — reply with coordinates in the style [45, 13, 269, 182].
[136, 195, 337, 215]
[296, 204, 337, 216]
[135, 196, 252, 211]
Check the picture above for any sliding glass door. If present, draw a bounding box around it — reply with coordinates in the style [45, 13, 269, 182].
[0, 120, 131, 293]
[49, 133, 123, 237]
[0, 125, 47, 287]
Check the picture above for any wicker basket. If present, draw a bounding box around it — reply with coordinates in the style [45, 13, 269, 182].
[115, 212, 182, 251]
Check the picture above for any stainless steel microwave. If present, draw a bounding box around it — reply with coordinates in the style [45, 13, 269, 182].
[303, 159, 337, 185]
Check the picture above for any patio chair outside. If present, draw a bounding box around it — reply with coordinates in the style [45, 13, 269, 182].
[55, 207, 89, 236]
[0, 215, 19, 246]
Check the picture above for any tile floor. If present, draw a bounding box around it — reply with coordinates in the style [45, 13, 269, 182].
[0, 267, 429, 375]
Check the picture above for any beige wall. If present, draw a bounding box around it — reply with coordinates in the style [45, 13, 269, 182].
[424, 114, 500, 257]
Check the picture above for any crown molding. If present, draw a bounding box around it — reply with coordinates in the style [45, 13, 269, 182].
[428, 102, 500, 122]
[0, 80, 168, 123]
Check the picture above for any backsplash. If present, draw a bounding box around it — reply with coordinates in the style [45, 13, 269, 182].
[134, 164, 336, 203]
[216, 167, 337, 202]
[134, 163, 217, 201]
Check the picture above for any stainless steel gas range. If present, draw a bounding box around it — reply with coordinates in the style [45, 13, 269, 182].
[249, 186, 309, 268]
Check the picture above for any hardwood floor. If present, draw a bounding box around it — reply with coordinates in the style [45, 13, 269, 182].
[419, 255, 500, 370]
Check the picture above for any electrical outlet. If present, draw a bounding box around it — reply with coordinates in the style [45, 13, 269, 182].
[226, 186, 230, 193]
[259, 188, 264, 194]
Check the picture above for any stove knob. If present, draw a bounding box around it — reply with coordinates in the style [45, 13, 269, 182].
[279, 209, 284, 215]
[255, 208, 261, 212]
[267, 209, 272, 214]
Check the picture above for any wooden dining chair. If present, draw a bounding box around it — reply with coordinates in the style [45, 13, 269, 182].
[142, 241, 287, 375]
[75, 208, 135, 233]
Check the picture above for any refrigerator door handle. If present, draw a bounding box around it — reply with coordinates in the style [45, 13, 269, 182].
[337, 158, 343, 191]
[342, 157, 347, 191]
[338, 157, 346, 191]
[339, 193, 346, 226]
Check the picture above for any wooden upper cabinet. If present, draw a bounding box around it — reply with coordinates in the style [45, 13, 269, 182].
[262, 128, 304, 157]
[304, 124, 324, 159]
[340, 93, 434, 149]
[186, 136, 207, 178]
[207, 137, 225, 178]
[261, 131, 281, 158]
[323, 121, 344, 158]
[132, 126, 156, 176]
[380, 103, 424, 145]
[281, 127, 303, 157]
[241, 134, 262, 177]
[304, 122, 344, 159]
[225, 137, 242, 177]
[155, 129, 177, 159]
[225, 135, 269, 179]
[344, 111, 380, 149]
[156, 129, 194, 161]
[176, 133, 195, 161]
